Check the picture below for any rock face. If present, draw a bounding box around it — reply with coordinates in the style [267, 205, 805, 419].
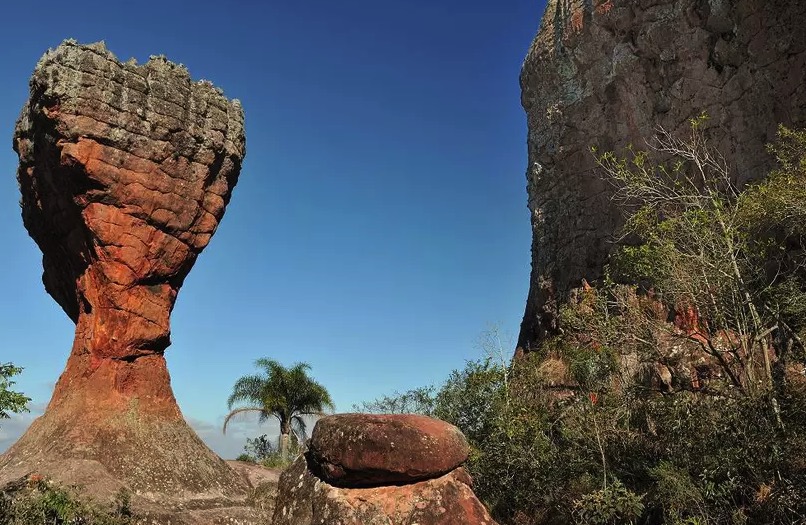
[1, 40, 249, 515]
[517, 0, 806, 352]
[273, 414, 497, 525]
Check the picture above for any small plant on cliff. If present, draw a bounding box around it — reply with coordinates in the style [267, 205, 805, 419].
[223, 359, 334, 461]
[0, 363, 30, 423]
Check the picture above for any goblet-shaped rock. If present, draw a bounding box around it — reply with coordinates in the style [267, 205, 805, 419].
[1, 41, 249, 511]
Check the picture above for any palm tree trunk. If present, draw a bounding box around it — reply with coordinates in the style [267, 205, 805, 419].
[279, 419, 291, 460]
[279, 433, 290, 460]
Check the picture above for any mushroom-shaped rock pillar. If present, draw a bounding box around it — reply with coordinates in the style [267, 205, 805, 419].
[1, 40, 248, 507]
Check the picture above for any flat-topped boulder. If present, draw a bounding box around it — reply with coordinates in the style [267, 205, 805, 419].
[308, 413, 470, 487]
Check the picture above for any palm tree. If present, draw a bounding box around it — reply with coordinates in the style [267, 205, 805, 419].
[223, 358, 334, 459]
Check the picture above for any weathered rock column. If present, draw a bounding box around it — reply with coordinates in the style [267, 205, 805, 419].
[274, 414, 498, 524]
[517, 0, 806, 353]
[1, 40, 248, 507]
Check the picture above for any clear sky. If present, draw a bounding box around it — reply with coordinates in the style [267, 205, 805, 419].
[0, 0, 544, 458]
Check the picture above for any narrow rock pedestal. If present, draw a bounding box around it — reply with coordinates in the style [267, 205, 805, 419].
[273, 414, 498, 525]
[0, 40, 253, 520]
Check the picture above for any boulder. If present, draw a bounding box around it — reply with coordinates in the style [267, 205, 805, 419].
[308, 413, 469, 487]
[273, 415, 497, 525]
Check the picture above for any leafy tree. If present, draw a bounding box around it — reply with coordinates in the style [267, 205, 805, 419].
[594, 118, 806, 423]
[223, 359, 334, 459]
[352, 123, 806, 524]
[0, 363, 30, 423]
[353, 325, 513, 418]
[353, 385, 436, 415]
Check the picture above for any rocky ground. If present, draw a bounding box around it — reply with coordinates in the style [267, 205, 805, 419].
[0, 461, 281, 525]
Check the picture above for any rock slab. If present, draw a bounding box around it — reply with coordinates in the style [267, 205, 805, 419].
[1, 40, 250, 517]
[517, 0, 806, 352]
[274, 414, 496, 525]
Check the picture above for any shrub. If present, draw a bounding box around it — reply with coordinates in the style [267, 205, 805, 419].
[573, 480, 644, 525]
[356, 123, 806, 524]
[235, 453, 256, 463]
[0, 363, 30, 423]
[0, 477, 135, 524]
[240, 433, 303, 469]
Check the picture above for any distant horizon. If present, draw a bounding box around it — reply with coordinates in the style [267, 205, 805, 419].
[0, 0, 544, 459]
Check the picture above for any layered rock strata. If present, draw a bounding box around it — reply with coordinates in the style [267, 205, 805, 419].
[1, 40, 250, 514]
[273, 414, 497, 525]
[518, 0, 806, 352]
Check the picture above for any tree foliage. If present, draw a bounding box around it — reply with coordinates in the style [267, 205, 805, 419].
[357, 123, 806, 524]
[0, 363, 30, 423]
[353, 385, 437, 415]
[224, 359, 333, 459]
[596, 118, 806, 401]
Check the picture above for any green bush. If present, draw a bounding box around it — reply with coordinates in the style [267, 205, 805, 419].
[240, 433, 303, 469]
[0, 478, 134, 525]
[411, 343, 806, 524]
[356, 124, 806, 524]
[0, 363, 30, 423]
[573, 480, 644, 525]
[235, 453, 256, 463]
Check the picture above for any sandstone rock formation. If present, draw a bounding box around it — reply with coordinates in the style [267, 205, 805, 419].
[1, 40, 251, 519]
[517, 0, 806, 353]
[273, 414, 497, 525]
[307, 413, 470, 487]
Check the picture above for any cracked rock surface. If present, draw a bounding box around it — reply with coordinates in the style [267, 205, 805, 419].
[274, 415, 496, 525]
[1, 40, 253, 520]
[517, 0, 806, 352]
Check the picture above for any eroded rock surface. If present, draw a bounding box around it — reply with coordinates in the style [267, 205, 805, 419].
[1, 40, 250, 517]
[274, 414, 496, 525]
[518, 0, 806, 352]
[308, 413, 470, 487]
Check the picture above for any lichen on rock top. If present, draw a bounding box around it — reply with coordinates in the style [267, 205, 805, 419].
[2, 40, 251, 519]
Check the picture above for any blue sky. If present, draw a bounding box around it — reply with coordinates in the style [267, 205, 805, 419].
[0, 1, 544, 458]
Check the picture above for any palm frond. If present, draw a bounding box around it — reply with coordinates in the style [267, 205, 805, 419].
[227, 374, 264, 408]
[222, 407, 266, 434]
